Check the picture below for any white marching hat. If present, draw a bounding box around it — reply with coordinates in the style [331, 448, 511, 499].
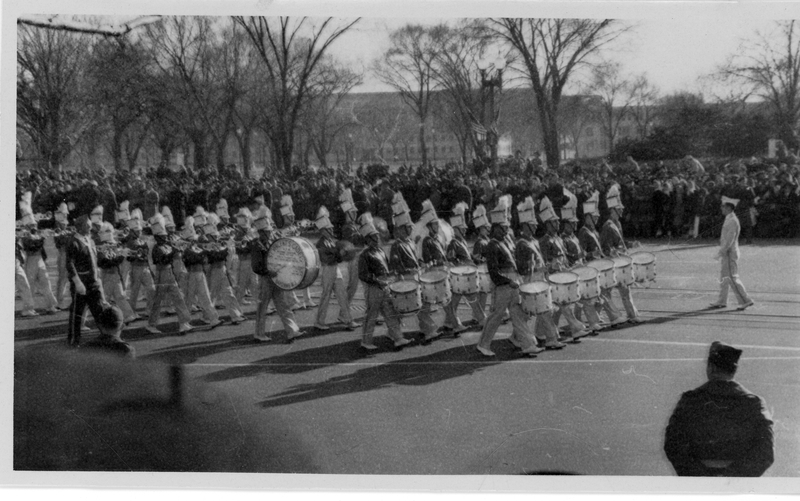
[561, 188, 579, 222]
[538, 196, 558, 223]
[162, 206, 175, 229]
[358, 212, 379, 237]
[721, 195, 740, 207]
[19, 192, 36, 227]
[280, 194, 294, 217]
[236, 207, 253, 227]
[489, 195, 512, 225]
[339, 189, 356, 214]
[99, 222, 116, 243]
[115, 201, 130, 223]
[203, 212, 220, 236]
[216, 199, 229, 218]
[315, 206, 334, 230]
[517, 196, 536, 224]
[583, 191, 600, 217]
[149, 213, 168, 237]
[90, 205, 104, 224]
[472, 205, 489, 229]
[419, 199, 439, 226]
[606, 184, 624, 210]
[127, 208, 143, 231]
[392, 191, 409, 215]
[55, 202, 69, 223]
[450, 202, 469, 229]
[193, 206, 207, 227]
[182, 216, 197, 239]
[253, 206, 274, 231]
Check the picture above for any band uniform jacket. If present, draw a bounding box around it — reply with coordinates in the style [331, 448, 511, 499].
[446, 237, 475, 266]
[539, 233, 569, 273]
[389, 238, 419, 276]
[485, 238, 517, 287]
[717, 212, 741, 260]
[66, 233, 99, 288]
[664, 379, 774, 477]
[421, 234, 447, 267]
[316, 235, 342, 267]
[249, 237, 274, 277]
[21, 232, 47, 262]
[126, 236, 150, 264]
[578, 226, 605, 261]
[96, 246, 125, 270]
[600, 219, 627, 257]
[472, 235, 490, 264]
[358, 246, 392, 287]
[562, 233, 585, 267]
[515, 237, 545, 278]
[340, 221, 365, 250]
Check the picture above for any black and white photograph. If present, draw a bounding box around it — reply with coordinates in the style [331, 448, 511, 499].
[4, 0, 800, 495]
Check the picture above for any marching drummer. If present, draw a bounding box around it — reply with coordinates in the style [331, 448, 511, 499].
[162, 206, 188, 304]
[357, 212, 411, 351]
[538, 196, 591, 341]
[339, 188, 363, 305]
[145, 214, 194, 335]
[233, 207, 257, 306]
[475, 196, 543, 358]
[201, 212, 246, 325]
[600, 185, 645, 324]
[125, 208, 155, 316]
[180, 215, 222, 327]
[577, 191, 626, 327]
[560, 190, 604, 333]
[96, 222, 137, 324]
[443, 202, 486, 334]
[515, 196, 565, 350]
[471, 204, 492, 318]
[314, 206, 359, 331]
[389, 196, 441, 344]
[280, 194, 317, 311]
[250, 205, 302, 343]
[18, 193, 59, 315]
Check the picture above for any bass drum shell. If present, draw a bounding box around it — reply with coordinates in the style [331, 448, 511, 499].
[266, 237, 320, 290]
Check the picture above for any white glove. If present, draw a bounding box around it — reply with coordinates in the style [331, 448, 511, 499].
[74, 280, 87, 295]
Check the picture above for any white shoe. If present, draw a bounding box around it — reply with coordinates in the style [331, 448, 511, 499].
[476, 345, 495, 357]
[253, 335, 271, 343]
[737, 301, 755, 311]
[287, 331, 303, 340]
[145, 325, 160, 334]
[178, 323, 193, 335]
[627, 317, 645, 324]
[314, 323, 329, 331]
[21, 309, 38, 317]
[573, 329, 591, 338]
[360, 342, 378, 350]
[394, 338, 411, 348]
[521, 345, 544, 355]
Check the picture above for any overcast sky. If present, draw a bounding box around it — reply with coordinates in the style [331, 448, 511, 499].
[329, 16, 777, 96]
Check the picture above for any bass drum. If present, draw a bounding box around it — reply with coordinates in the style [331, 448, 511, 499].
[267, 237, 320, 290]
[411, 218, 453, 259]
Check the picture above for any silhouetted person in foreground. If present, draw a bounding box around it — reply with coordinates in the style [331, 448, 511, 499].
[664, 341, 774, 477]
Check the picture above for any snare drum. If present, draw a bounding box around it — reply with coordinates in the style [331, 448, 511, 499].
[630, 252, 657, 283]
[612, 256, 634, 286]
[267, 237, 320, 290]
[572, 266, 601, 300]
[450, 265, 478, 295]
[389, 280, 422, 314]
[419, 270, 451, 305]
[587, 259, 616, 290]
[519, 281, 552, 315]
[548, 272, 580, 305]
[476, 263, 494, 293]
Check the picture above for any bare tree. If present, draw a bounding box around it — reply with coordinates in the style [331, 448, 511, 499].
[233, 16, 360, 175]
[717, 20, 800, 149]
[373, 24, 442, 166]
[490, 18, 628, 168]
[585, 61, 638, 150]
[628, 75, 660, 140]
[17, 24, 93, 170]
[18, 15, 162, 37]
[558, 95, 600, 159]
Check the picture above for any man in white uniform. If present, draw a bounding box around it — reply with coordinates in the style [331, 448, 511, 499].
[708, 196, 755, 311]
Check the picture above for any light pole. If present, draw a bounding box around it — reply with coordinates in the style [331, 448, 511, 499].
[478, 54, 506, 175]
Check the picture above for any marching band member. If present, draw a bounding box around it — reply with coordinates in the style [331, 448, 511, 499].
[539, 196, 590, 340]
[250, 205, 302, 343]
[66, 215, 108, 347]
[358, 212, 411, 350]
[145, 214, 194, 335]
[515, 197, 564, 350]
[601, 185, 645, 324]
[475, 196, 543, 358]
[97, 222, 137, 323]
[443, 202, 486, 333]
[709, 196, 755, 310]
[125, 208, 155, 316]
[471, 204, 491, 317]
[314, 206, 359, 331]
[114, 201, 132, 293]
[340, 188, 363, 304]
[280, 194, 317, 310]
[162, 206, 188, 299]
[16, 230, 37, 317]
[89, 205, 105, 244]
[181, 216, 222, 327]
[202, 212, 246, 324]
[233, 207, 257, 305]
[19, 193, 59, 314]
[577, 191, 625, 326]
[53, 202, 73, 309]
[216, 199, 237, 277]
[390, 196, 441, 344]
[560, 190, 604, 333]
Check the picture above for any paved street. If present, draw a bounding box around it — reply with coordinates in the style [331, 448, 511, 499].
[13, 238, 800, 476]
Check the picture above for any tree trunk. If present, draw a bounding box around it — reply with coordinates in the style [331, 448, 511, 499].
[240, 130, 252, 179]
[112, 123, 124, 171]
[418, 123, 428, 166]
[192, 134, 207, 171]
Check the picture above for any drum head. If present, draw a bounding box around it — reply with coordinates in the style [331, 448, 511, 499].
[548, 272, 578, 285]
[390, 280, 418, 293]
[477, 264, 489, 273]
[631, 252, 656, 265]
[451, 266, 477, 276]
[267, 238, 307, 290]
[587, 259, 614, 272]
[612, 256, 632, 267]
[572, 267, 598, 280]
[520, 281, 549, 293]
[420, 270, 448, 283]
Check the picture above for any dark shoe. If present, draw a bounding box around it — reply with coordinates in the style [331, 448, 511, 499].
[737, 301, 755, 311]
[707, 303, 726, 310]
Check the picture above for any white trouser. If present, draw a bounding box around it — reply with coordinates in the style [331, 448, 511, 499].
[16, 258, 35, 311]
[24, 253, 57, 309]
[478, 283, 535, 350]
[718, 255, 752, 305]
[128, 263, 155, 312]
[101, 268, 135, 319]
[255, 275, 299, 341]
[185, 269, 219, 323]
[316, 264, 353, 325]
[208, 263, 243, 321]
